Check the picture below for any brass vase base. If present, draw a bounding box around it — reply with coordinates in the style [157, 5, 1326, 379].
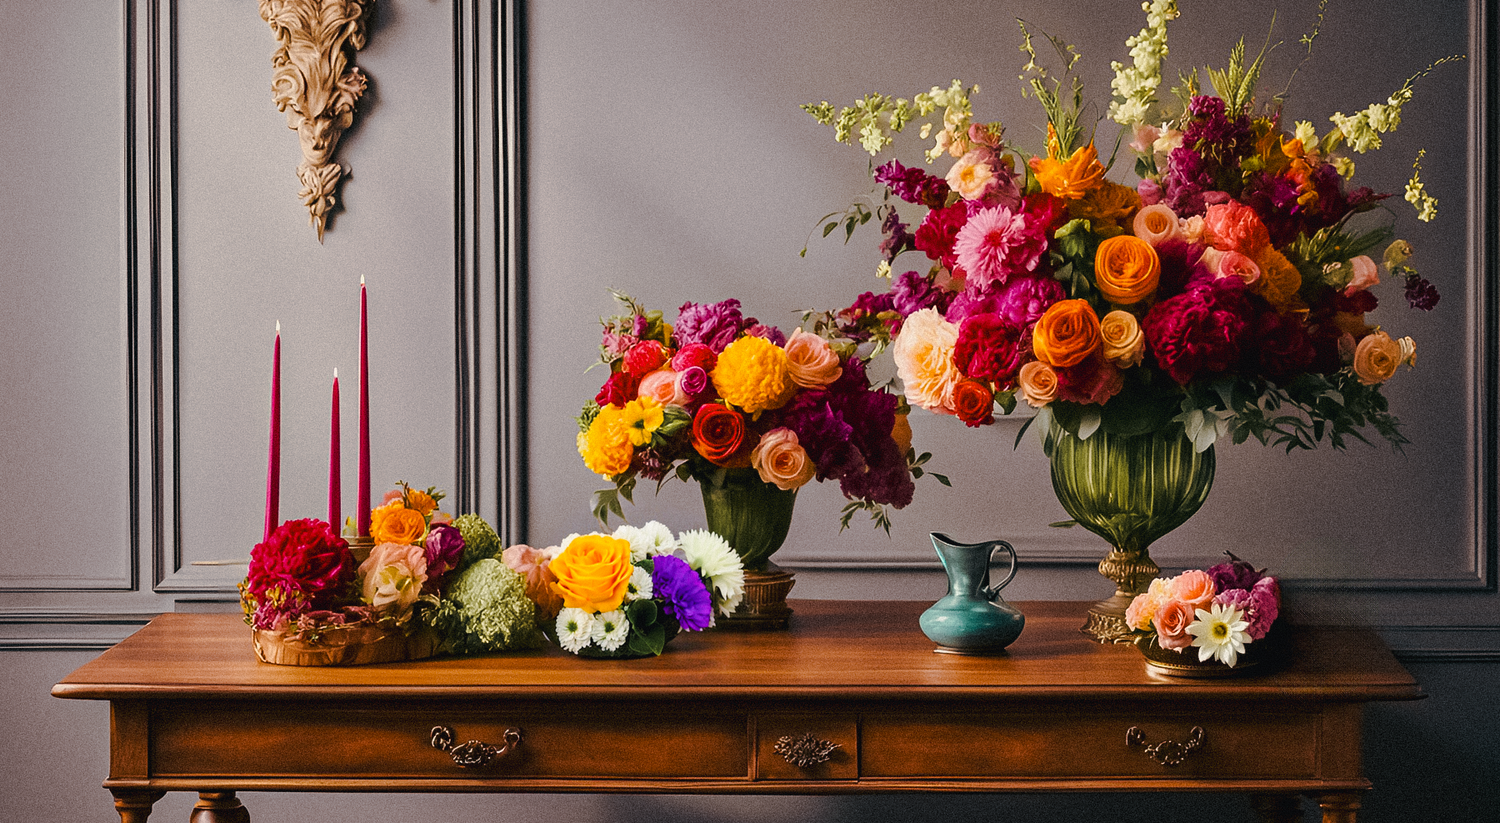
[718, 563, 795, 630]
[1081, 592, 1139, 644]
[346, 535, 375, 563]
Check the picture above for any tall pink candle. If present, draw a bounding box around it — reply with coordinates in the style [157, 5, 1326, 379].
[357, 277, 371, 536]
[263, 322, 281, 543]
[328, 368, 341, 531]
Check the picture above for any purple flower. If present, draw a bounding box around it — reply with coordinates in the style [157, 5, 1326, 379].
[651, 554, 713, 631]
[423, 523, 465, 589]
[993, 272, 1064, 327]
[1404, 272, 1441, 311]
[879, 209, 917, 263]
[1216, 577, 1280, 640]
[890, 270, 952, 317]
[743, 322, 787, 347]
[675, 299, 746, 352]
[1207, 554, 1263, 592]
[874, 159, 950, 209]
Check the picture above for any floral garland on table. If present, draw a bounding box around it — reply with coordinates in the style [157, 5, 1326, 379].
[1124, 553, 1280, 667]
[802, 1, 1459, 452]
[240, 484, 543, 658]
[578, 291, 945, 531]
[500, 521, 745, 657]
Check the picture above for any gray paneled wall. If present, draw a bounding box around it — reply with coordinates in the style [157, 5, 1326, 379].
[1, 0, 1497, 821]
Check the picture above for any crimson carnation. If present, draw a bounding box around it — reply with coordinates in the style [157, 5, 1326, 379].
[913, 201, 968, 269]
[595, 370, 640, 408]
[952, 313, 1030, 386]
[1142, 278, 1254, 385]
[243, 518, 356, 629]
[1250, 307, 1316, 382]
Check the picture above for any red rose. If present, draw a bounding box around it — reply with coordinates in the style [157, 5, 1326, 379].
[692, 403, 747, 465]
[623, 340, 669, 374]
[594, 370, 640, 408]
[951, 380, 995, 427]
[670, 342, 718, 374]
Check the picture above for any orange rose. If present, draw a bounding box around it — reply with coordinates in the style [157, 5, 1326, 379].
[1352, 331, 1404, 385]
[547, 534, 634, 613]
[370, 502, 427, 545]
[1094, 235, 1161, 305]
[1032, 300, 1102, 368]
[405, 489, 437, 516]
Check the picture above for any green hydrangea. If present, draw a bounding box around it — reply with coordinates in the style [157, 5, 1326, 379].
[421, 558, 543, 655]
[452, 513, 500, 572]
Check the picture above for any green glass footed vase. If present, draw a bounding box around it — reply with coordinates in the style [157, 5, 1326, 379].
[698, 468, 797, 572]
[1047, 422, 1215, 643]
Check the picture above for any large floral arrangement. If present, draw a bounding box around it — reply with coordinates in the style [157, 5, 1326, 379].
[500, 521, 745, 657]
[578, 291, 943, 530]
[1124, 553, 1280, 667]
[241, 484, 543, 657]
[803, 2, 1457, 451]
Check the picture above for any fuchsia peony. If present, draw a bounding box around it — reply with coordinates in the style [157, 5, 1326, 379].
[242, 518, 356, 630]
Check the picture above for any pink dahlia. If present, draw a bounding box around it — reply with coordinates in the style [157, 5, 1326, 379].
[952, 204, 1048, 291]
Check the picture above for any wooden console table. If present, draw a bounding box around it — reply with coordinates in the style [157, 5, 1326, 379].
[53, 600, 1421, 822]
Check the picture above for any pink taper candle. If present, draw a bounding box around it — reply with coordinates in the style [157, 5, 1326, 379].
[263, 321, 281, 543]
[328, 368, 341, 530]
[357, 276, 371, 536]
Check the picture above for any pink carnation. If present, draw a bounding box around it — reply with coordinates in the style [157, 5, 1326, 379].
[913, 202, 968, 269]
[951, 313, 1031, 387]
[1215, 576, 1279, 640]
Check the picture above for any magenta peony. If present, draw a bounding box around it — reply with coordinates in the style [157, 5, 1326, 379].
[242, 518, 356, 630]
[1142, 277, 1253, 385]
[423, 522, 466, 591]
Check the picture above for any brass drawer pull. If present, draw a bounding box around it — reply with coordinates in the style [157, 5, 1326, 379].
[774, 733, 842, 768]
[1126, 725, 1204, 767]
[429, 725, 521, 769]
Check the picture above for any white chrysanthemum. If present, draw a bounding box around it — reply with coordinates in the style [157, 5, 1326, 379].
[555, 608, 595, 653]
[676, 529, 746, 616]
[1187, 603, 1251, 667]
[625, 565, 654, 602]
[590, 609, 630, 652]
[613, 520, 676, 562]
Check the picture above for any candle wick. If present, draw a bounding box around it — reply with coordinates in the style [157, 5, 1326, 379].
[333, 367, 339, 379]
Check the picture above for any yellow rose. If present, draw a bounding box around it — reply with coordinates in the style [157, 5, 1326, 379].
[1094, 235, 1161, 305]
[370, 502, 427, 545]
[1352, 331, 1404, 386]
[1032, 299, 1102, 368]
[1100, 310, 1145, 368]
[548, 534, 634, 613]
[1017, 361, 1058, 407]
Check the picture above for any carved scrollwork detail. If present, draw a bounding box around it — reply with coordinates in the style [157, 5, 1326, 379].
[259, 0, 373, 241]
[1126, 725, 1205, 767]
[429, 725, 521, 769]
[774, 733, 842, 768]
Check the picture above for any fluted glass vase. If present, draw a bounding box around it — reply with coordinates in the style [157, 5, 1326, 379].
[699, 468, 798, 629]
[1048, 423, 1215, 643]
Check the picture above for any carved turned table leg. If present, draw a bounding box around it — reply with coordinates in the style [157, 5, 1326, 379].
[1319, 791, 1362, 823]
[190, 791, 250, 823]
[1250, 793, 1303, 822]
[109, 789, 165, 823]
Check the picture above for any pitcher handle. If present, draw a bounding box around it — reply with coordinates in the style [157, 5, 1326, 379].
[984, 540, 1019, 597]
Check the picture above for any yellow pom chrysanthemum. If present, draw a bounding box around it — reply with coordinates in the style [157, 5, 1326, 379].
[580, 404, 634, 477]
[711, 336, 796, 413]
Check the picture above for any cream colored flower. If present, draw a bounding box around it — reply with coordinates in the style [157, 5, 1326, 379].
[750, 427, 816, 491]
[892, 308, 961, 414]
[1100, 310, 1145, 368]
[1132, 204, 1181, 246]
[1017, 361, 1058, 407]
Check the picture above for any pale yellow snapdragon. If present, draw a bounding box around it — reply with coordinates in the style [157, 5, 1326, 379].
[1108, 0, 1181, 126]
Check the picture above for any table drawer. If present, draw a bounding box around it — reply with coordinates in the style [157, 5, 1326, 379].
[149, 700, 749, 780]
[753, 714, 857, 781]
[861, 708, 1320, 779]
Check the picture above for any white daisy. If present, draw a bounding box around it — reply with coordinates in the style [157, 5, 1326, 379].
[625, 565, 654, 602]
[612, 520, 677, 562]
[555, 608, 596, 653]
[676, 529, 745, 616]
[590, 609, 630, 652]
[1187, 603, 1251, 666]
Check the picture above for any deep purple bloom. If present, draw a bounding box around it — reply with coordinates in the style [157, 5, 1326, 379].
[1207, 555, 1263, 592]
[1404, 272, 1441, 311]
[890, 270, 952, 317]
[879, 209, 918, 263]
[651, 554, 713, 631]
[423, 523, 465, 589]
[675, 299, 746, 352]
[874, 159, 950, 209]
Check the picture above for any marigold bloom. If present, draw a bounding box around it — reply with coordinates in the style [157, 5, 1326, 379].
[1094, 235, 1161, 305]
[1032, 300, 1103, 368]
[711, 335, 795, 413]
[1067, 180, 1141, 237]
[580, 404, 634, 477]
[1250, 247, 1305, 314]
[370, 502, 427, 545]
[1028, 124, 1106, 200]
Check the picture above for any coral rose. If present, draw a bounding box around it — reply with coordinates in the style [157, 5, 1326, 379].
[892, 307, 962, 414]
[1100, 310, 1145, 368]
[370, 502, 427, 546]
[1094, 235, 1161, 305]
[1017, 361, 1058, 407]
[783, 329, 843, 388]
[548, 534, 634, 613]
[951, 380, 995, 427]
[1167, 569, 1217, 611]
[1352, 331, 1404, 385]
[1203, 201, 1270, 255]
[750, 427, 815, 491]
[712, 335, 796, 413]
[691, 403, 747, 465]
[1032, 299, 1102, 368]
[358, 542, 429, 622]
[1153, 598, 1197, 651]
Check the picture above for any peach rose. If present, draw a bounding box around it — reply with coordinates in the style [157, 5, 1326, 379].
[1153, 598, 1197, 651]
[637, 368, 684, 406]
[501, 544, 563, 619]
[1124, 590, 1162, 631]
[359, 542, 429, 621]
[892, 308, 962, 414]
[548, 534, 634, 613]
[946, 148, 1003, 201]
[750, 427, 815, 491]
[1167, 569, 1217, 611]
[1205, 249, 1261, 286]
[783, 329, 843, 389]
[370, 502, 427, 546]
[1131, 204, 1181, 246]
[1100, 310, 1145, 368]
[1343, 255, 1380, 296]
[1032, 299, 1102, 368]
[1017, 361, 1058, 407]
[1352, 331, 1404, 385]
[1094, 235, 1161, 305]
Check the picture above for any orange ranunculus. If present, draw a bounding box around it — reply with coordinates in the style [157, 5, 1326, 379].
[405, 489, 437, 516]
[1033, 300, 1102, 368]
[1094, 235, 1161, 305]
[1027, 124, 1106, 200]
[370, 502, 427, 545]
[547, 534, 634, 613]
[1250, 247, 1306, 314]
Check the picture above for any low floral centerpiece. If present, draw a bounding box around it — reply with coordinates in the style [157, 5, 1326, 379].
[577, 291, 944, 626]
[241, 484, 544, 665]
[802, 1, 1457, 640]
[500, 521, 745, 658]
[1124, 553, 1281, 676]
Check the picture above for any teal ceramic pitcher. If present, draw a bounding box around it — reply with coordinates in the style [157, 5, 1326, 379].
[919, 533, 1025, 654]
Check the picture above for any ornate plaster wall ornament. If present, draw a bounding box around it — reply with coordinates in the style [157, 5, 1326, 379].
[259, 0, 373, 242]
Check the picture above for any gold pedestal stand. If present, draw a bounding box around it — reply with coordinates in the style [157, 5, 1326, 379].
[1080, 547, 1160, 644]
[718, 562, 796, 630]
